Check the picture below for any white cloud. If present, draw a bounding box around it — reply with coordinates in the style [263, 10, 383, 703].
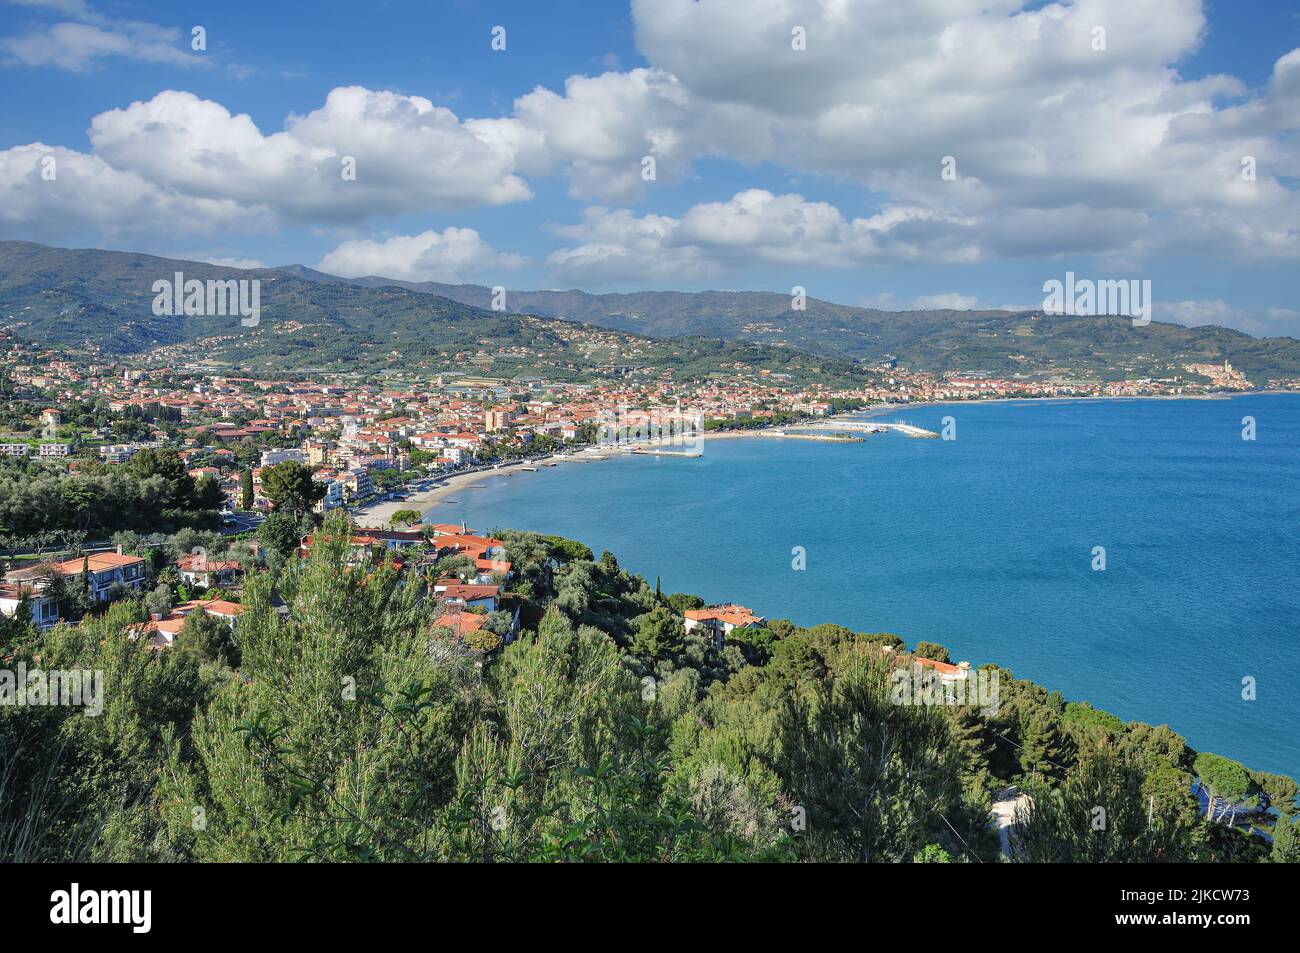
[1, 0, 1297, 296]
[0, 87, 536, 241]
[0, 142, 254, 242]
[173, 253, 266, 270]
[546, 206, 721, 284]
[1161, 299, 1300, 336]
[88, 88, 533, 222]
[511, 67, 772, 202]
[0, 0, 206, 71]
[546, 189, 982, 284]
[913, 293, 979, 311]
[518, 0, 1300, 261]
[318, 228, 527, 283]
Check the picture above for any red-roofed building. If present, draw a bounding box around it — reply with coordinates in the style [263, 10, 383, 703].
[432, 611, 486, 637]
[129, 599, 244, 650]
[0, 581, 60, 628]
[683, 604, 765, 646]
[907, 654, 973, 685]
[4, 551, 149, 605]
[433, 580, 500, 611]
[176, 554, 243, 588]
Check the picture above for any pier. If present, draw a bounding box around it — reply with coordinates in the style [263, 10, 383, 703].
[628, 447, 703, 457]
[767, 431, 863, 442]
[795, 420, 940, 439]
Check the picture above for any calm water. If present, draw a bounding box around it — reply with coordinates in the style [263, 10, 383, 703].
[430, 395, 1300, 780]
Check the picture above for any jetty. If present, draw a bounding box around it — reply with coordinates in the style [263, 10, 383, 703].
[768, 431, 863, 442]
[885, 422, 941, 439]
[795, 420, 940, 439]
[628, 447, 703, 457]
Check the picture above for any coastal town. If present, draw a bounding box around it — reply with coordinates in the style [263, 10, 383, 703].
[0, 324, 1282, 520]
[4, 0, 1299, 899]
[0, 317, 1287, 642]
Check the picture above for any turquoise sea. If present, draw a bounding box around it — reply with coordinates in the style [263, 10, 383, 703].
[427, 394, 1300, 780]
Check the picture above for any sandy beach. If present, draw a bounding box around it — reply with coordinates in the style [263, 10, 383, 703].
[347, 402, 1022, 527]
[350, 393, 1264, 528]
[351, 451, 621, 527]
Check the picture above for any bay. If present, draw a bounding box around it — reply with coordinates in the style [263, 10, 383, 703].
[428, 394, 1300, 780]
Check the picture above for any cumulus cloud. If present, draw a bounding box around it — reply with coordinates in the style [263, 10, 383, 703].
[0, 142, 254, 242]
[525, 0, 1300, 260]
[88, 88, 533, 222]
[318, 228, 528, 283]
[545, 189, 982, 283]
[1, 0, 1298, 299]
[0, 87, 535, 241]
[511, 68, 772, 202]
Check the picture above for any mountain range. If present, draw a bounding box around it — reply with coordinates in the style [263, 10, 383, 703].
[3, 241, 1298, 383]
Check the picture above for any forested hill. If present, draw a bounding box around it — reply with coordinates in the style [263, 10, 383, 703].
[0, 242, 858, 382]
[3, 519, 1295, 862]
[298, 271, 1300, 384]
[4, 240, 1300, 383]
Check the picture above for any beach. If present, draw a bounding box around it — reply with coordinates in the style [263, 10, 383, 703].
[351, 394, 1249, 528]
[351, 451, 623, 526]
[409, 393, 1300, 782]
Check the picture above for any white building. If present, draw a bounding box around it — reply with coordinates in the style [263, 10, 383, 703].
[260, 448, 307, 467]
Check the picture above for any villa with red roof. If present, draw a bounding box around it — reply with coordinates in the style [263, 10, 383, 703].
[130, 599, 245, 650]
[4, 551, 149, 606]
[683, 604, 766, 646]
[176, 554, 243, 588]
[433, 580, 500, 611]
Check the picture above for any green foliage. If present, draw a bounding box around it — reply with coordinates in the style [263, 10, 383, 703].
[915, 843, 953, 863]
[257, 511, 301, 559]
[1063, 701, 1127, 740]
[1010, 744, 1199, 862]
[1, 602, 210, 861]
[0, 464, 220, 537]
[538, 530, 595, 561]
[129, 449, 195, 510]
[913, 641, 951, 663]
[631, 605, 685, 661]
[390, 509, 422, 528]
[666, 592, 705, 614]
[260, 461, 326, 518]
[1272, 814, 1300, 863]
[775, 652, 962, 862]
[1, 516, 1292, 864]
[1194, 752, 1254, 803]
[239, 469, 254, 511]
[175, 610, 240, 669]
[1251, 770, 1299, 816]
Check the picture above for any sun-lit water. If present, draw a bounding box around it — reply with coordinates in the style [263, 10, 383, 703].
[428, 394, 1300, 780]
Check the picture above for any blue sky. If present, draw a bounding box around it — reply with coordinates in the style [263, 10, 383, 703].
[1, 0, 1298, 334]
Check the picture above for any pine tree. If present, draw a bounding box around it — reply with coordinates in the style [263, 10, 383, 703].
[945, 705, 992, 791]
[1010, 745, 1197, 862]
[1016, 705, 1069, 781]
[1272, 814, 1300, 863]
